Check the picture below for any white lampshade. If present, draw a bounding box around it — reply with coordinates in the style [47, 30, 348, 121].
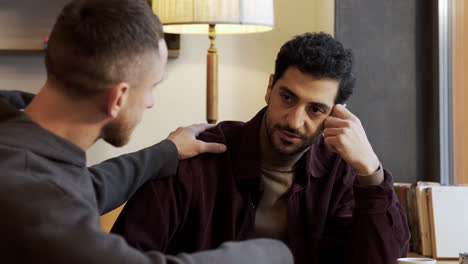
[152, 0, 274, 34]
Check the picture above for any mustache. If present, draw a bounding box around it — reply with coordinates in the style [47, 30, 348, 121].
[275, 125, 305, 139]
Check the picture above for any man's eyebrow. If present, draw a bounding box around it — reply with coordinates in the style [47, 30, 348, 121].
[310, 102, 331, 111]
[279, 86, 332, 111]
[279, 86, 298, 99]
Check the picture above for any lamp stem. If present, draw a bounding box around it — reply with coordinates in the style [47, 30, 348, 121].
[206, 24, 218, 124]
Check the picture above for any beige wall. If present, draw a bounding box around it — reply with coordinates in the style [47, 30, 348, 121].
[0, 0, 335, 231]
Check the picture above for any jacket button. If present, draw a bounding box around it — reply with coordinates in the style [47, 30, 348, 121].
[249, 202, 255, 209]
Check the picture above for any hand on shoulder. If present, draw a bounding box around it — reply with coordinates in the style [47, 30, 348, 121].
[167, 123, 227, 160]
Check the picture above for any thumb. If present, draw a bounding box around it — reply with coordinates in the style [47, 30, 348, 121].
[199, 142, 227, 154]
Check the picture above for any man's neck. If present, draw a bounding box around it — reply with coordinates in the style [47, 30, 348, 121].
[24, 85, 106, 151]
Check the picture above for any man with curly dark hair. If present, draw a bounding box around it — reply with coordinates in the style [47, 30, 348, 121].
[112, 33, 411, 264]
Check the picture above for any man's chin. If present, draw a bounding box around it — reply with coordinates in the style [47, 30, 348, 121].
[273, 141, 307, 155]
[278, 147, 306, 155]
[101, 126, 133, 147]
[272, 135, 318, 155]
[103, 135, 130, 147]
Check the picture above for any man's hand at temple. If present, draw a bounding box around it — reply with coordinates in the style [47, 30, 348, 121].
[167, 123, 227, 160]
[323, 104, 380, 175]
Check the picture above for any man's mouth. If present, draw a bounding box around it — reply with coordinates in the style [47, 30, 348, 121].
[277, 129, 302, 143]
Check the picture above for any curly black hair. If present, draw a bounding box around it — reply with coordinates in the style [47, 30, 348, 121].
[272, 32, 355, 104]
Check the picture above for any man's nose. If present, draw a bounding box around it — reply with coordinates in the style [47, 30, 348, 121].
[286, 106, 306, 130]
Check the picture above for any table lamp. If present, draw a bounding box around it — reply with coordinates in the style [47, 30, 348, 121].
[152, 0, 274, 123]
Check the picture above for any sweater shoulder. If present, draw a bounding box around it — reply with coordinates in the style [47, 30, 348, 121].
[174, 121, 244, 185]
[196, 121, 245, 145]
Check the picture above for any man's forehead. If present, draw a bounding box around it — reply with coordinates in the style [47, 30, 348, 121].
[275, 68, 339, 106]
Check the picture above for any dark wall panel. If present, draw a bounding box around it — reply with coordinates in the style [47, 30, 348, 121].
[335, 0, 438, 183]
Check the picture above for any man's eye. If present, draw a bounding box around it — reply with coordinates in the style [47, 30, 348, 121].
[308, 105, 324, 115]
[281, 93, 292, 103]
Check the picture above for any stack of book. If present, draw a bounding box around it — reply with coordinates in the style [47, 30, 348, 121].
[393, 182, 468, 259]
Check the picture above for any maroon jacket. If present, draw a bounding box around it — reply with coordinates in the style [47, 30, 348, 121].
[112, 108, 410, 264]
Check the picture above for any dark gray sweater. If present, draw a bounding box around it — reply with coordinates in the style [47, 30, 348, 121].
[0, 90, 293, 264]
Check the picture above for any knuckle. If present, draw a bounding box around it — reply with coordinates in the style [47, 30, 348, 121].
[197, 143, 204, 152]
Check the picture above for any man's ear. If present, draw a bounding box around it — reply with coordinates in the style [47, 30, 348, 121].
[265, 74, 274, 104]
[107, 82, 130, 118]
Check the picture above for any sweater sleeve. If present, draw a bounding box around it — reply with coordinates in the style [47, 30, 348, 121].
[88, 139, 179, 214]
[0, 174, 293, 264]
[322, 164, 411, 264]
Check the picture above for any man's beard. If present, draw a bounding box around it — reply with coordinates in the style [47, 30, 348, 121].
[101, 116, 135, 147]
[264, 108, 322, 155]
